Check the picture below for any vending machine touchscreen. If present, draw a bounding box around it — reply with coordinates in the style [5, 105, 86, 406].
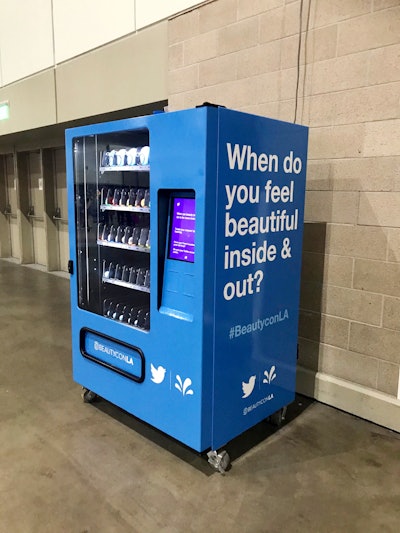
[168, 196, 195, 263]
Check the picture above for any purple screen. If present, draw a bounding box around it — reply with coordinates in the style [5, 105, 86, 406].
[168, 198, 195, 263]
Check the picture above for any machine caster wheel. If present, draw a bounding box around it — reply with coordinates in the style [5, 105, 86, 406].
[207, 450, 230, 474]
[269, 406, 287, 427]
[81, 388, 97, 403]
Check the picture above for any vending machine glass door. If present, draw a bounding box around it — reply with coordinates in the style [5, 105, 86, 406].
[72, 129, 151, 331]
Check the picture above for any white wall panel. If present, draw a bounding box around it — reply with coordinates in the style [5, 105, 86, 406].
[0, 70, 56, 136]
[56, 23, 168, 122]
[136, 0, 202, 30]
[53, 0, 135, 64]
[0, 0, 54, 85]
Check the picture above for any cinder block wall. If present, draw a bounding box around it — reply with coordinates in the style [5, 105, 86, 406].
[168, 0, 400, 429]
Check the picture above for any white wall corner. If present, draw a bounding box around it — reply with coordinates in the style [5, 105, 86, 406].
[397, 366, 400, 400]
[297, 365, 400, 434]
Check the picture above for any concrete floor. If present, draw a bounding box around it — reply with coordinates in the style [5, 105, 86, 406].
[0, 260, 399, 533]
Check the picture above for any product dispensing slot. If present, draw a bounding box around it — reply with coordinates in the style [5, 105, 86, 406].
[80, 328, 145, 382]
[158, 190, 196, 321]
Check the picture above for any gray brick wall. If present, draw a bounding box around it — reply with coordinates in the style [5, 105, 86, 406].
[168, 0, 400, 398]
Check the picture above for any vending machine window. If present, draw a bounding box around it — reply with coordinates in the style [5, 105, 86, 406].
[73, 131, 150, 331]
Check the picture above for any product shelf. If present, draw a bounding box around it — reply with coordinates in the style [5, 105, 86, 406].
[99, 165, 149, 173]
[102, 277, 150, 293]
[100, 204, 150, 213]
[97, 240, 150, 253]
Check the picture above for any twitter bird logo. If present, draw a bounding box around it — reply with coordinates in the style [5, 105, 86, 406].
[242, 375, 256, 398]
[150, 363, 167, 384]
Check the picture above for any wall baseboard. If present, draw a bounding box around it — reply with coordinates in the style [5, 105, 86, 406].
[296, 366, 400, 434]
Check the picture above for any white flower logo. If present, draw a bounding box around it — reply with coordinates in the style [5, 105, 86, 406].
[175, 375, 194, 396]
[263, 365, 277, 385]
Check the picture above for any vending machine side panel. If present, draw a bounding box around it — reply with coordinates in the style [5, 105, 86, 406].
[211, 109, 308, 450]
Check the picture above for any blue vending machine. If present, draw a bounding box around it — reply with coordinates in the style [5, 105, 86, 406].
[66, 106, 308, 472]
